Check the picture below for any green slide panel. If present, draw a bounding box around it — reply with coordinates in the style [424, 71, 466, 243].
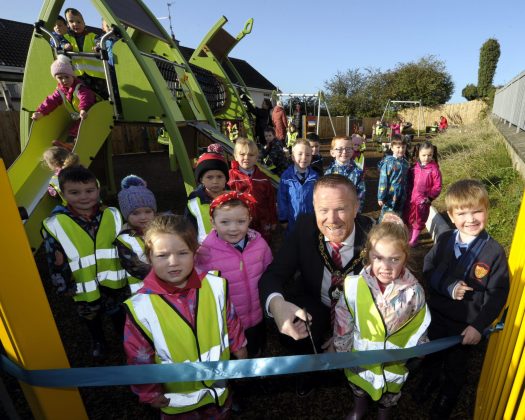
[8, 101, 113, 250]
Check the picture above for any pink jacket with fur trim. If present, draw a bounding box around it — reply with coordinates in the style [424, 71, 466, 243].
[195, 229, 272, 329]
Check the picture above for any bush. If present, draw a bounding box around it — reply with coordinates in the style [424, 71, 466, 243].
[462, 84, 479, 101]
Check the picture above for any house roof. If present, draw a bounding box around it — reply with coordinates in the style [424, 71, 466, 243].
[0, 18, 276, 91]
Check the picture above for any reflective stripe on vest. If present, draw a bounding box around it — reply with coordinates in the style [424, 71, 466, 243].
[42, 208, 126, 301]
[187, 197, 212, 243]
[125, 274, 230, 414]
[354, 154, 365, 170]
[343, 275, 430, 401]
[63, 33, 106, 79]
[117, 233, 147, 294]
[57, 83, 83, 120]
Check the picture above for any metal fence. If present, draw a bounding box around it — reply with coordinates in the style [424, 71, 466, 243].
[492, 70, 525, 132]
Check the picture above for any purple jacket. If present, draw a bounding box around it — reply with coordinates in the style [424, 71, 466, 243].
[407, 160, 442, 204]
[195, 229, 272, 329]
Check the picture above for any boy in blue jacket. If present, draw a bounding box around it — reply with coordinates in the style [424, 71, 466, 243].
[277, 139, 319, 234]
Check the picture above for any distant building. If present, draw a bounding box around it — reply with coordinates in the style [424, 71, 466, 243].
[0, 18, 276, 111]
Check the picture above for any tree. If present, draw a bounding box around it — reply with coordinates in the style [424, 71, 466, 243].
[323, 56, 454, 117]
[477, 38, 501, 97]
[462, 84, 479, 101]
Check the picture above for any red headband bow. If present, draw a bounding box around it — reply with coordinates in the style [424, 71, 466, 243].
[209, 192, 258, 216]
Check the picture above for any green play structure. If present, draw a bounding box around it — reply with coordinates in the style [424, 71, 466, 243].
[9, 0, 274, 251]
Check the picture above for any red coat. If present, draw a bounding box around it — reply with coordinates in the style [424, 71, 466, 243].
[272, 105, 288, 141]
[228, 161, 277, 241]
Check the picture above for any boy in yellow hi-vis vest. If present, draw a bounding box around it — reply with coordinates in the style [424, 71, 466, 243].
[42, 166, 127, 359]
[124, 215, 247, 417]
[32, 55, 97, 150]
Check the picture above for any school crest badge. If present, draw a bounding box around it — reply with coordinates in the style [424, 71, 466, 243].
[474, 263, 490, 279]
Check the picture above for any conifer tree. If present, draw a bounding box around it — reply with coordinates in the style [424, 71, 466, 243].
[477, 39, 501, 97]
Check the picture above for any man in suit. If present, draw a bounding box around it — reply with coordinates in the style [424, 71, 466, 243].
[260, 174, 374, 356]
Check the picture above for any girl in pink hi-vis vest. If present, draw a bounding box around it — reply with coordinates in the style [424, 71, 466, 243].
[403, 141, 442, 247]
[195, 192, 273, 357]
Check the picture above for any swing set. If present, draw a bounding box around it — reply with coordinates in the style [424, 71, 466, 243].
[273, 91, 337, 137]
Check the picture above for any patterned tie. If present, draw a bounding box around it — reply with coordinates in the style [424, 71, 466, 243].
[329, 241, 344, 327]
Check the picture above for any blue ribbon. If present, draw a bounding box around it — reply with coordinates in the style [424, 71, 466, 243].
[0, 335, 462, 388]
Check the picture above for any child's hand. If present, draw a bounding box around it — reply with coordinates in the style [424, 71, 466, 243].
[461, 325, 482, 345]
[321, 337, 335, 353]
[378, 200, 384, 207]
[64, 43, 72, 51]
[32, 112, 43, 120]
[79, 110, 88, 120]
[150, 394, 170, 408]
[452, 281, 473, 300]
[233, 347, 248, 359]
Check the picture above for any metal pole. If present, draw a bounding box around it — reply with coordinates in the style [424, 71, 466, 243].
[321, 92, 337, 136]
[316, 93, 321, 136]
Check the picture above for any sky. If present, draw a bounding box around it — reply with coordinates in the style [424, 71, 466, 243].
[4, 0, 525, 104]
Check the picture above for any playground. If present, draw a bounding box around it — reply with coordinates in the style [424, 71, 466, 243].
[1, 1, 525, 419]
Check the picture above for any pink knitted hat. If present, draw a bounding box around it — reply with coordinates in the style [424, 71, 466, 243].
[50, 55, 75, 77]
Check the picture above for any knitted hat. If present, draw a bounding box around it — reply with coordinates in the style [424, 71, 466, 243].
[207, 143, 224, 154]
[118, 175, 157, 220]
[194, 153, 229, 183]
[50, 54, 75, 77]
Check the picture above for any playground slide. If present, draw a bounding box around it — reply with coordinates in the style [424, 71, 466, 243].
[7, 101, 114, 250]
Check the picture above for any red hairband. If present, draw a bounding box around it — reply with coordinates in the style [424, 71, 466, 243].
[209, 192, 257, 216]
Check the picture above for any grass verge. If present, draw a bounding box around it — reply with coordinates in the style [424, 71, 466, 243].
[431, 118, 524, 252]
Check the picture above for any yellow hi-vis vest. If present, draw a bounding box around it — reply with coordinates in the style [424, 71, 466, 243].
[343, 275, 430, 401]
[63, 32, 106, 79]
[116, 232, 147, 294]
[187, 197, 212, 244]
[42, 207, 126, 302]
[353, 153, 365, 171]
[124, 273, 230, 415]
[57, 83, 84, 121]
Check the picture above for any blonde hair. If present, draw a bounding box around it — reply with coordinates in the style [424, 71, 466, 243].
[42, 147, 80, 171]
[292, 139, 311, 151]
[445, 179, 489, 211]
[364, 222, 410, 266]
[144, 215, 198, 261]
[330, 136, 350, 149]
[234, 137, 258, 157]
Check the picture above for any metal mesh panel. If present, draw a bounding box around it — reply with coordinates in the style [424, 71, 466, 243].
[189, 64, 227, 113]
[153, 58, 183, 100]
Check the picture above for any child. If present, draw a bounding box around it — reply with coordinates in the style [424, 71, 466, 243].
[41, 165, 127, 359]
[389, 120, 401, 139]
[50, 15, 71, 50]
[42, 146, 80, 204]
[377, 134, 409, 221]
[325, 136, 365, 212]
[277, 139, 319, 234]
[32, 55, 97, 149]
[306, 132, 323, 175]
[418, 179, 510, 418]
[228, 137, 277, 243]
[63, 8, 107, 97]
[195, 192, 272, 357]
[403, 141, 442, 247]
[286, 122, 299, 150]
[123, 214, 247, 417]
[334, 221, 429, 419]
[185, 152, 229, 243]
[351, 134, 365, 170]
[115, 175, 157, 294]
[261, 126, 288, 176]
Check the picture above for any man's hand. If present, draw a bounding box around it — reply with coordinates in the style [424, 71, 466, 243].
[453, 281, 473, 300]
[461, 325, 481, 345]
[378, 200, 384, 207]
[269, 296, 310, 340]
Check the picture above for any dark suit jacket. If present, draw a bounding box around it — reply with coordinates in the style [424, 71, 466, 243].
[259, 213, 374, 310]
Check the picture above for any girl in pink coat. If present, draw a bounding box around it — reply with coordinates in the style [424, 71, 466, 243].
[403, 141, 442, 247]
[195, 192, 273, 357]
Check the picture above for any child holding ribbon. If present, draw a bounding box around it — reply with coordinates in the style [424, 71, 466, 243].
[334, 220, 430, 420]
[123, 214, 247, 417]
[196, 192, 272, 357]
